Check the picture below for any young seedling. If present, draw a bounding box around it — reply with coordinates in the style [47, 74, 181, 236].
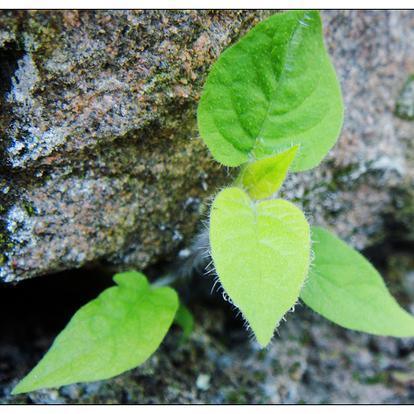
[12, 10, 414, 395]
[201, 9, 414, 347]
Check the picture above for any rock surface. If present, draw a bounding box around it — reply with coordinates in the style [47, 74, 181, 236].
[0, 10, 271, 282]
[1, 10, 414, 282]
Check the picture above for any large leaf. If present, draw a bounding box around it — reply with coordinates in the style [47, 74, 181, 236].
[236, 145, 298, 200]
[198, 10, 343, 171]
[12, 272, 178, 394]
[210, 187, 310, 347]
[301, 227, 414, 336]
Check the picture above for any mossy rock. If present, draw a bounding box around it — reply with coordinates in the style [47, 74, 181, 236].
[1, 10, 414, 282]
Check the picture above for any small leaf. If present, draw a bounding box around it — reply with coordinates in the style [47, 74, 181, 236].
[210, 187, 310, 347]
[300, 227, 414, 337]
[198, 10, 343, 171]
[236, 145, 298, 200]
[12, 271, 179, 394]
[174, 302, 194, 343]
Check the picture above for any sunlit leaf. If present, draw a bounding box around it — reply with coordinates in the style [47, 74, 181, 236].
[236, 145, 298, 199]
[210, 187, 310, 347]
[12, 271, 178, 394]
[301, 227, 414, 337]
[198, 10, 343, 171]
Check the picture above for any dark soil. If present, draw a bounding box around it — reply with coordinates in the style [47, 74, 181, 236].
[1, 242, 414, 404]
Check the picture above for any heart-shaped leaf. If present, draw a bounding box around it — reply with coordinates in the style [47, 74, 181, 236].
[210, 187, 311, 346]
[12, 272, 178, 394]
[236, 145, 298, 200]
[198, 10, 343, 171]
[301, 227, 414, 337]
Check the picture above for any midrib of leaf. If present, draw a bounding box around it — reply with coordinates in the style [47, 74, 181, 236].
[39, 289, 149, 380]
[308, 267, 397, 307]
[252, 11, 315, 153]
[209, 14, 306, 156]
[252, 200, 285, 286]
[251, 201, 264, 287]
[306, 270, 414, 337]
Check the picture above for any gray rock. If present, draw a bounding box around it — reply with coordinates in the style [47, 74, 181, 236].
[0, 9, 414, 286]
[1, 10, 414, 282]
[0, 10, 271, 282]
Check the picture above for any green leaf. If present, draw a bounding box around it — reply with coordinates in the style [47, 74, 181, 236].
[12, 271, 179, 394]
[300, 227, 414, 337]
[236, 145, 298, 200]
[210, 187, 310, 347]
[174, 302, 194, 343]
[197, 10, 343, 171]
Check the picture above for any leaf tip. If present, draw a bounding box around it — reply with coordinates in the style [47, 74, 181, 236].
[250, 322, 276, 349]
[11, 379, 34, 395]
[113, 271, 148, 290]
[11, 369, 50, 395]
[256, 334, 272, 349]
[10, 385, 22, 396]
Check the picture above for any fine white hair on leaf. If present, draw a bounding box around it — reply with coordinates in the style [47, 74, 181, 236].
[204, 259, 214, 270]
[222, 291, 234, 304]
[201, 249, 212, 259]
[200, 217, 210, 231]
[176, 226, 211, 279]
[204, 265, 216, 276]
[210, 276, 220, 294]
[246, 323, 255, 339]
[301, 275, 310, 289]
[209, 276, 251, 333]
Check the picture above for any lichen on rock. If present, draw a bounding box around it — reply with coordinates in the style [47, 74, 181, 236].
[396, 75, 414, 121]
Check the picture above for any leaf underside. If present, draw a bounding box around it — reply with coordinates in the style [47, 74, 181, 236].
[12, 272, 178, 394]
[210, 187, 311, 347]
[301, 227, 414, 337]
[198, 10, 343, 171]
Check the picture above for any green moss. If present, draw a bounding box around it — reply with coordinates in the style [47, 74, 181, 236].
[271, 360, 283, 375]
[288, 361, 302, 380]
[364, 372, 388, 385]
[0, 232, 12, 267]
[331, 164, 358, 186]
[22, 200, 35, 217]
[395, 74, 414, 121]
[26, 15, 62, 59]
[253, 370, 266, 382]
[0, 210, 14, 266]
[226, 389, 248, 404]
